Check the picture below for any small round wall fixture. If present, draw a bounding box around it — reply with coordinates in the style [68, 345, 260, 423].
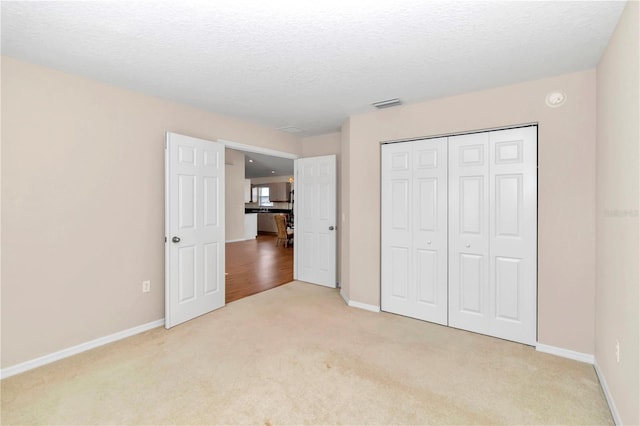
[545, 91, 567, 108]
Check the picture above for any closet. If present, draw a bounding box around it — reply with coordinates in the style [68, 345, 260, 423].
[381, 126, 537, 345]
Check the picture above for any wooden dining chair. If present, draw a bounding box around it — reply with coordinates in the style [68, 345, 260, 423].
[274, 214, 293, 247]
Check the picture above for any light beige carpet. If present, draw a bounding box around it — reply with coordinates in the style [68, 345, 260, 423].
[2, 281, 612, 425]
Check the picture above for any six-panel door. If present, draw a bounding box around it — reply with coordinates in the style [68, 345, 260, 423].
[165, 132, 225, 329]
[294, 155, 337, 288]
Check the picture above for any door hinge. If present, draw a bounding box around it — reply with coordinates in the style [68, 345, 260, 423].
[164, 236, 167, 243]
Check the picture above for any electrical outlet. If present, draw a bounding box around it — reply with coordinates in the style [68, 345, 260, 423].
[142, 280, 151, 293]
[615, 340, 620, 363]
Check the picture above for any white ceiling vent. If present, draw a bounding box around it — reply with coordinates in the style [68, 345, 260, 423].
[277, 125, 305, 134]
[371, 98, 402, 109]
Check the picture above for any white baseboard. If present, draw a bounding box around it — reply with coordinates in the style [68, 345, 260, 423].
[348, 299, 381, 313]
[337, 290, 380, 313]
[535, 343, 595, 364]
[1, 319, 165, 380]
[339, 288, 349, 305]
[226, 237, 255, 243]
[594, 359, 622, 425]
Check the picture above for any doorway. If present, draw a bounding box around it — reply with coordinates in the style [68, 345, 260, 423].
[224, 144, 296, 303]
[166, 133, 338, 328]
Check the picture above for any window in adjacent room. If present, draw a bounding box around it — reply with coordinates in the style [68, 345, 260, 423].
[258, 186, 273, 207]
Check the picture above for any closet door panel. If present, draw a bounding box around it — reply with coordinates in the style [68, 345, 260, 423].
[412, 138, 448, 324]
[381, 143, 413, 314]
[381, 138, 448, 325]
[449, 133, 490, 334]
[489, 127, 537, 345]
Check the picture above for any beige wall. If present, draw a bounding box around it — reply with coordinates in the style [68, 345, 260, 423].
[1, 57, 301, 368]
[301, 132, 342, 284]
[301, 132, 341, 157]
[595, 2, 640, 424]
[225, 148, 246, 242]
[341, 70, 598, 354]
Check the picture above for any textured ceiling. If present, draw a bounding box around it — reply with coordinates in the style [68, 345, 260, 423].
[1, 1, 627, 136]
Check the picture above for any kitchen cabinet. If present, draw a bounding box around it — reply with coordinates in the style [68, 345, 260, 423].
[244, 213, 257, 239]
[257, 213, 278, 233]
[268, 182, 291, 202]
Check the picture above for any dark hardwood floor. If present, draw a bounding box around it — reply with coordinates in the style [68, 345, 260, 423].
[225, 234, 293, 303]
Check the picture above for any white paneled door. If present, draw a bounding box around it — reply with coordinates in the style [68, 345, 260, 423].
[488, 127, 537, 344]
[381, 138, 448, 325]
[165, 132, 225, 328]
[294, 155, 337, 288]
[381, 126, 537, 346]
[448, 133, 491, 334]
[449, 127, 537, 345]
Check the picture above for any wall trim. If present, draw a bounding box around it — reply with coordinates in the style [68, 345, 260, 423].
[218, 138, 299, 159]
[0, 319, 165, 380]
[339, 289, 349, 305]
[347, 299, 381, 313]
[535, 343, 595, 364]
[338, 290, 380, 313]
[226, 237, 255, 243]
[594, 359, 622, 425]
[380, 122, 539, 146]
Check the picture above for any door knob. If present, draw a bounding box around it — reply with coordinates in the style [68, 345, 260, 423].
[465, 244, 471, 248]
[172, 236, 181, 243]
[427, 240, 432, 245]
[329, 226, 335, 231]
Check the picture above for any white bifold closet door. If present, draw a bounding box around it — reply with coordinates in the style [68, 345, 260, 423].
[381, 137, 448, 325]
[381, 126, 537, 346]
[449, 127, 537, 345]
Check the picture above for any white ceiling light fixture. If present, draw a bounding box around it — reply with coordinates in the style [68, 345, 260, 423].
[545, 91, 567, 108]
[371, 98, 402, 109]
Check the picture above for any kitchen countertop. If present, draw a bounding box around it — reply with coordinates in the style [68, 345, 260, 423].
[245, 208, 292, 214]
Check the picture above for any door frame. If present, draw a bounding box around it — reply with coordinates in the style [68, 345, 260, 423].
[218, 139, 299, 162]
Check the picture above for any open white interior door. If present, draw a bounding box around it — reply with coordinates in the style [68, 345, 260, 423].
[294, 155, 337, 288]
[165, 132, 225, 328]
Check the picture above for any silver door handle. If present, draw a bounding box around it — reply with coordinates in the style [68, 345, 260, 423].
[465, 244, 471, 248]
[427, 240, 432, 245]
[172, 236, 181, 243]
[329, 226, 335, 231]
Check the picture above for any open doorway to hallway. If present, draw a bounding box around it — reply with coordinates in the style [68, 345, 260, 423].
[225, 228, 294, 304]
